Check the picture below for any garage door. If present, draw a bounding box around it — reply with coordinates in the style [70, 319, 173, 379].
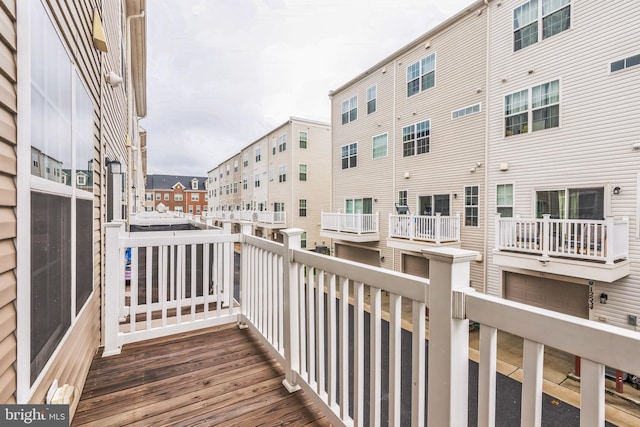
[402, 253, 429, 278]
[335, 244, 379, 267]
[504, 273, 588, 319]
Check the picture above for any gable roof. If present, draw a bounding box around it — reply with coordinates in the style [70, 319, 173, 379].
[146, 174, 207, 191]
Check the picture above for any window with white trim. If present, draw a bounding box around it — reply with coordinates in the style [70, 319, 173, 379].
[513, 0, 571, 52]
[191, 194, 199, 201]
[536, 187, 604, 220]
[367, 85, 377, 114]
[611, 53, 640, 73]
[242, 178, 247, 190]
[191, 179, 198, 190]
[234, 160, 238, 172]
[255, 147, 261, 162]
[341, 143, 357, 169]
[164, 193, 169, 201]
[398, 190, 408, 207]
[299, 164, 307, 181]
[278, 165, 287, 182]
[299, 199, 307, 217]
[496, 184, 514, 217]
[145, 193, 153, 201]
[278, 134, 287, 152]
[301, 232, 307, 249]
[505, 80, 559, 136]
[465, 186, 479, 226]
[269, 169, 274, 182]
[299, 131, 307, 149]
[243, 153, 249, 167]
[402, 120, 430, 157]
[175, 193, 183, 201]
[341, 95, 357, 124]
[28, 0, 94, 385]
[452, 103, 481, 120]
[372, 133, 387, 159]
[407, 53, 435, 97]
[254, 174, 261, 187]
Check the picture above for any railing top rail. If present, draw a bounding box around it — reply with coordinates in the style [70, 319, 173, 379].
[466, 292, 639, 375]
[119, 231, 241, 248]
[292, 248, 428, 303]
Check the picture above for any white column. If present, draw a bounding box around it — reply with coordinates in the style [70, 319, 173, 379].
[103, 222, 125, 356]
[580, 358, 605, 427]
[422, 247, 477, 427]
[282, 228, 304, 393]
[238, 222, 253, 327]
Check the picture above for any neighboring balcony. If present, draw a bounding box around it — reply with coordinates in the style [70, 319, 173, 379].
[320, 212, 380, 242]
[493, 214, 630, 283]
[207, 210, 287, 227]
[387, 213, 461, 252]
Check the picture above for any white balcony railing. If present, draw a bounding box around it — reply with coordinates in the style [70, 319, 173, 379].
[207, 209, 286, 225]
[388, 213, 460, 243]
[495, 214, 629, 264]
[320, 212, 379, 234]
[104, 222, 639, 427]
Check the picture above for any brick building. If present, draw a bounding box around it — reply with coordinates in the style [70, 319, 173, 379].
[145, 174, 208, 214]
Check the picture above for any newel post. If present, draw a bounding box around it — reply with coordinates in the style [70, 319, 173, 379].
[103, 222, 125, 357]
[542, 214, 551, 258]
[422, 247, 477, 427]
[238, 222, 253, 327]
[282, 228, 304, 393]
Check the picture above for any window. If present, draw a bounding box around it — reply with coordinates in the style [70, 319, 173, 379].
[272, 138, 276, 155]
[496, 184, 514, 217]
[76, 175, 86, 186]
[513, 0, 571, 52]
[234, 160, 238, 172]
[452, 103, 481, 119]
[233, 183, 238, 193]
[418, 194, 450, 216]
[145, 193, 153, 201]
[278, 134, 287, 152]
[146, 206, 153, 212]
[402, 120, 430, 157]
[465, 186, 479, 226]
[254, 174, 261, 187]
[156, 194, 161, 200]
[243, 153, 249, 167]
[243, 178, 247, 190]
[175, 206, 183, 212]
[191, 194, 200, 201]
[174, 193, 183, 201]
[341, 143, 357, 169]
[279, 166, 287, 182]
[255, 147, 261, 162]
[301, 232, 307, 249]
[341, 95, 357, 124]
[274, 202, 285, 212]
[345, 198, 373, 214]
[28, 0, 94, 385]
[372, 133, 387, 159]
[398, 190, 408, 207]
[299, 131, 308, 149]
[299, 199, 307, 217]
[226, 165, 230, 175]
[505, 80, 559, 136]
[536, 187, 604, 219]
[367, 85, 377, 114]
[269, 169, 274, 182]
[407, 53, 435, 97]
[189, 205, 194, 213]
[164, 193, 169, 201]
[299, 164, 307, 181]
[610, 53, 640, 73]
[191, 179, 198, 190]
[196, 205, 201, 213]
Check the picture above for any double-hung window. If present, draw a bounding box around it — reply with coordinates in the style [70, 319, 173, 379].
[402, 120, 430, 157]
[341, 143, 357, 169]
[505, 80, 559, 136]
[465, 186, 479, 226]
[341, 95, 357, 124]
[398, 191, 408, 207]
[278, 165, 287, 182]
[254, 174, 260, 187]
[299, 131, 307, 149]
[278, 134, 286, 152]
[175, 193, 183, 201]
[255, 147, 261, 162]
[496, 184, 514, 217]
[513, 0, 571, 52]
[299, 164, 307, 181]
[372, 133, 387, 159]
[407, 53, 435, 97]
[243, 153, 248, 167]
[242, 178, 247, 190]
[299, 199, 307, 217]
[367, 85, 377, 114]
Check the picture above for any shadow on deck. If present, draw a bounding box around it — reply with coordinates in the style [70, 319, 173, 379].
[73, 324, 330, 426]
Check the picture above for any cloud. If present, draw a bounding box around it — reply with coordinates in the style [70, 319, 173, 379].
[142, 0, 476, 176]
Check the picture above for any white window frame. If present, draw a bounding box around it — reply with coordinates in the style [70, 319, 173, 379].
[513, 0, 572, 52]
[191, 193, 199, 201]
[372, 133, 388, 159]
[402, 120, 430, 157]
[367, 85, 377, 114]
[341, 95, 357, 124]
[610, 52, 640, 73]
[496, 183, 514, 218]
[464, 185, 480, 227]
[278, 165, 287, 183]
[299, 131, 308, 149]
[341, 142, 358, 169]
[407, 53, 436, 97]
[299, 164, 307, 181]
[504, 79, 560, 137]
[278, 133, 287, 152]
[174, 193, 183, 201]
[451, 103, 481, 120]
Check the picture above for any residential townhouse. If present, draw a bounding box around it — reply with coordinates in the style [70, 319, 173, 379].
[144, 174, 208, 214]
[487, 0, 640, 330]
[208, 117, 331, 249]
[3, 0, 147, 413]
[323, 1, 488, 291]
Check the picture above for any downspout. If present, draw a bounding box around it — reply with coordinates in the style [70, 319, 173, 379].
[126, 11, 144, 220]
[392, 60, 397, 272]
[482, 0, 490, 295]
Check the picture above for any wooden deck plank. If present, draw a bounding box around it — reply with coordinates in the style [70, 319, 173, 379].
[72, 324, 329, 426]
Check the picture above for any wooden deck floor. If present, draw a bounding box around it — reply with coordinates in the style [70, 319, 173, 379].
[73, 324, 331, 427]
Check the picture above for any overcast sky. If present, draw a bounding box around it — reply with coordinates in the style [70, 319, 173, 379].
[142, 0, 477, 177]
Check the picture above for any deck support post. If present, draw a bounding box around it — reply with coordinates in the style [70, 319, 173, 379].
[282, 228, 304, 393]
[422, 247, 477, 427]
[238, 222, 253, 328]
[104, 221, 126, 357]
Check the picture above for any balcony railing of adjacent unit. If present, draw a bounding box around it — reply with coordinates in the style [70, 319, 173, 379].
[104, 221, 639, 427]
[320, 212, 379, 234]
[207, 210, 287, 224]
[388, 213, 460, 243]
[495, 214, 629, 264]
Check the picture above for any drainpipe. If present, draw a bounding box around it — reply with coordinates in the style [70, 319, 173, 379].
[482, 0, 491, 295]
[392, 59, 397, 272]
[126, 10, 144, 221]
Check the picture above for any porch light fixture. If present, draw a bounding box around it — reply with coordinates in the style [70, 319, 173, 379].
[106, 159, 122, 174]
[600, 293, 608, 304]
[613, 186, 621, 195]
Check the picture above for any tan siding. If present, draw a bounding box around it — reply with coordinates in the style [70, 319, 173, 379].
[486, 1, 640, 328]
